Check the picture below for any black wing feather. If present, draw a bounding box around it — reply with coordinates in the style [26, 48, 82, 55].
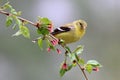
[51, 26, 71, 35]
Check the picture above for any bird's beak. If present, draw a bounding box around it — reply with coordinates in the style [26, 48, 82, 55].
[83, 25, 87, 30]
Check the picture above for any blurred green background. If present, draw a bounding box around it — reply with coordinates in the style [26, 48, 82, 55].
[0, 0, 120, 80]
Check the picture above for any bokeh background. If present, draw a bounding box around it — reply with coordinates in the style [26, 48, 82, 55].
[0, 0, 120, 80]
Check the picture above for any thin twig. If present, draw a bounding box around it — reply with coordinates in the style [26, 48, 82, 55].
[0, 10, 38, 27]
[76, 62, 88, 80]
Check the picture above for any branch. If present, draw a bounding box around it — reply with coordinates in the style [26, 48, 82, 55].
[0, 10, 38, 28]
[77, 62, 88, 80]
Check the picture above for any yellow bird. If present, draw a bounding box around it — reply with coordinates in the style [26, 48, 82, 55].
[51, 20, 87, 44]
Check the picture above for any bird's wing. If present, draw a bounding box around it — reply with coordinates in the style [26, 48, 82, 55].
[51, 25, 73, 35]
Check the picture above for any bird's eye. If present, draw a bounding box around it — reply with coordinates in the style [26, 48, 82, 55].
[78, 22, 84, 29]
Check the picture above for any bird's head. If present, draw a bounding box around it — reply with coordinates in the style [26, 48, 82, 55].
[74, 20, 87, 30]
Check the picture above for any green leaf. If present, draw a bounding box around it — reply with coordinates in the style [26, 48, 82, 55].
[6, 16, 13, 27]
[85, 64, 93, 73]
[65, 46, 71, 53]
[49, 44, 55, 50]
[12, 24, 17, 30]
[75, 54, 79, 61]
[67, 64, 73, 71]
[87, 60, 102, 67]
[69, 53, 76, 62]
[48, 43, 55, 50]
[59, 68, 66, 77]
[19, 25, 30, 38]
[2, 2, 12, 10]
[73, 45, 84, 55]
[17, 11, 22, 16]
[11, 9, 17, 15]
[13, 16, 22, 26]
[38, 38, 43, 49]
[78, 58, 85, 65]
[39, 17, 51, 24]
[37, 17, 51, 35]
[37, 27, 49, 35]
[37, 29, 42, 34]
[12, 30, 22, 37]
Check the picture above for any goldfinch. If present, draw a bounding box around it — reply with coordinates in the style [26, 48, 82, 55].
[51, 20, 87, 44]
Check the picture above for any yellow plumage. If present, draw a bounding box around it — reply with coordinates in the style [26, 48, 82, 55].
[51, 20, 87, 44]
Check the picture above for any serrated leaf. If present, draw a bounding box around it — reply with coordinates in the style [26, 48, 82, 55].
[73, 45, 84, 55]
[11, 9, 17, 15]
[20, 25, 30, 38]
[6, 16, 13, 27]
[37, 27, 49, 35]
[12, 30, 22, 37]
[85, 64, 93, 73]
[39, 17, 51, 24]
[38, 38, 43, 49]
[87, 60, 102, 67]
[78, 58, 85, 65]
[59, 68, 66, 77]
